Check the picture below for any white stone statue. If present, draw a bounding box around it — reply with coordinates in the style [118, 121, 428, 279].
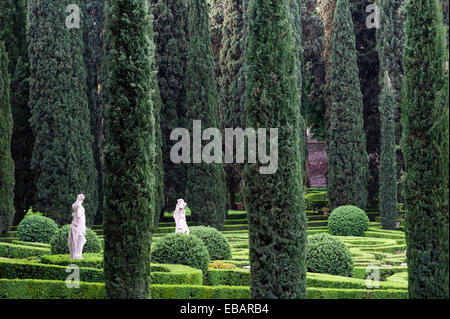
[68, 193, 87, 260]
[174, 199, 190, 234]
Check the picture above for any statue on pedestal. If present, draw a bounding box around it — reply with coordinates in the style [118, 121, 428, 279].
[68, 193, 87, 260]
[174, 199, 190, 234]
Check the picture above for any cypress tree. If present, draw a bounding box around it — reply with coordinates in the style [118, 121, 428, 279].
[0, 42, 15, 235]
[435, 64, 449, 298]
[185, 0, 227, 230]
[349, 0, 380, 210]
[149, 11, 165, 232]
[84, 0, 105, 224]
[401, 0, 448, 298]
[327, 0, 368, 211]
[152, 0, 189, 215]
[318, 0, 336, 139]
[102, 0, 156, 298]
[0, 0, 35, 224]
[245, 0, 307, 299]
[378, 72, 397, 230]
[290, 0, 307, 185]
[219, 0, 248, 210]
[27, 0, 98, 225]
[376, 0, 406, 204]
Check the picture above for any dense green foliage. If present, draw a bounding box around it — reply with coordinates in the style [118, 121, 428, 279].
[219, 0, 247, 210]
[27, 0, 98, 225]
[16, 215, 58, 244]
[306, 233, 354, 277]
[349, 0, 381, 210]
[377, 0, 405, 202]
[102, 0, 156, 298]
[327, 0, 368, 211]
[302, 0, 326, 140]
[0, 0, 35, 223]
[152, 0, 189, 214]
[190, 226, 232, 260]
[244, 0, 307, 299]
[185, 0, 227, 230]
[151, 233, 210, 275]
[328, 206, 369, 237]
[84, 0, 105, 224]
[379, 73, 397, 230]
[50, 225, 101, 255]
[0, 42, 15, 235]
[401, 0, 448, 298]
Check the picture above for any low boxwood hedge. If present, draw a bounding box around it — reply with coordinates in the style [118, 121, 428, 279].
[306, 272, 408, 290]
[306, 287, 408, 299]
[0, 259, 104, 283]
[0, 242, 51, 259]
[0, 279, 251, 299]
[39, 254, 104, 269]
[0, 279, 408, 299]
[0, 259, 203, 286]
[204, 269, 250, 286]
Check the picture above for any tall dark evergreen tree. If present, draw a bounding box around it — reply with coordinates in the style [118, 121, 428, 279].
[378, 72, 397, 230]
[185, 0, 227, 230]
[376, 0, 406, 204]
[149, 11, 165, 232]
[84, 0, 105, 224]
[0, 0, 35, 224]
[152, 0, 189, 216]
[245, 0, 307, 299]
[0, 42, 15, 235]
[27, 0, 98, 225]
[327, 0, 368, 211]
[219, 0, 248, 210]
[102, 0, 156, 298]
[290, 0, 307, 186]
[349, 0, 380, 210]
[401, 0, 448, 299]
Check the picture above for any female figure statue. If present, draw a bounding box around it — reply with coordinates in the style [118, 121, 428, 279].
[68, 193, 87, 259]
[174, 199, 190, 234]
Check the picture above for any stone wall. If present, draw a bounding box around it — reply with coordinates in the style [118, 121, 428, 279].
[306, 140, 327, 188]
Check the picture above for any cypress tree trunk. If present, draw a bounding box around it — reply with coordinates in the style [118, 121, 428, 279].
[27, 0, 98, 225]
[220, 0, 248, 210]
[245, 0, 307, 299]
[327, 0, 368, 211]
[379, 72, 397, 230]
[0, 0, 35, 224]
[0, 42, 15, 235]
[401, 0, 448, 299]
[152, 0, 189, 214]
[185, 0, 227, 230]
[103, 0, 156, 298]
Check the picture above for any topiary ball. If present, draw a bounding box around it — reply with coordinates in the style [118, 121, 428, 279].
[151, 233, 210, 275]
[17, 215, 59, 244]
[50, 225, 102, 255]
[306, 233, 354, 277]
[189, 226, 232, 260]
[328, 205, 369, 237]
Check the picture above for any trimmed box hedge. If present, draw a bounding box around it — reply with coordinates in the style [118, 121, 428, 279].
[0, 259, 203, 285]
[306, 287, 408, 299]
[204, 269, 250, 286]
[306, 272, 408, 290]
[0, 259, 104, 283]
[0, 242, 51, 259]
[0, 279, 250, 299]
[0, 279, 407, 299]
